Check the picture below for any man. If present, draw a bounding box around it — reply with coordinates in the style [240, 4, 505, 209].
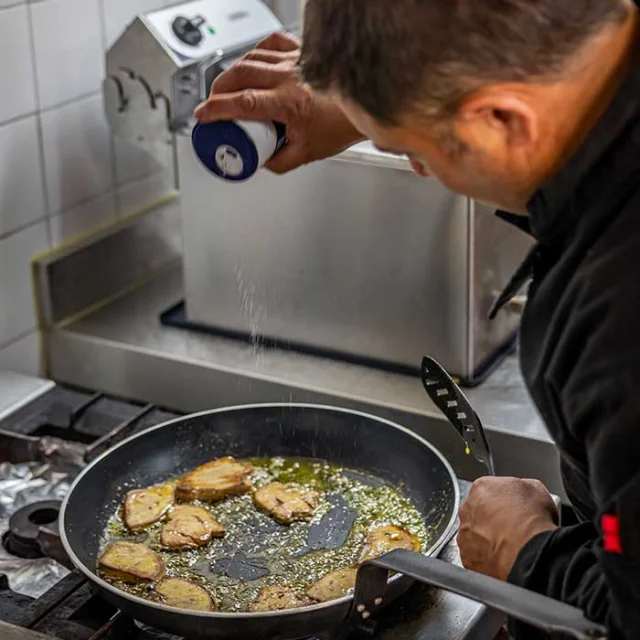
[195, 0, 640, 637]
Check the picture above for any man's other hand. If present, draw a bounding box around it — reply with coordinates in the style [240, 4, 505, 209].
[194, 32, 365, 174]
[458, 477, 558, 581]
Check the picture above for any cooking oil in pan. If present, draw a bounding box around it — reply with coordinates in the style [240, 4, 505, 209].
[100, 458, 431, 612]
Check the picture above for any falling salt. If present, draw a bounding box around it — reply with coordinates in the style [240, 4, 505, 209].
[235, 265, 267, 368]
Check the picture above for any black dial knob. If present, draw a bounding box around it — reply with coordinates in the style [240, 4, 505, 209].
[172, 15, 204, 47]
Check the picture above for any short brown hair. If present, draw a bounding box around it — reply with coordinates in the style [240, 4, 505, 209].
[301, 0, 628, 123]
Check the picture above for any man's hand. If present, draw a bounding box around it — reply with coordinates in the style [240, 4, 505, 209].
[458, 477, 558, 581]
[194, 32, 365, 174]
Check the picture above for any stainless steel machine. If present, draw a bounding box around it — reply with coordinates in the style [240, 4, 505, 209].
[104, 0, 532, 384]
[103, 0, 283, 165]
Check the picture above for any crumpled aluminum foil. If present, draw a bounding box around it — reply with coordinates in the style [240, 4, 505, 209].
[0, 461, 80, 598]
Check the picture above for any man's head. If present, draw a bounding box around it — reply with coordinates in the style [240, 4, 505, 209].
[301, 0, 634, 212]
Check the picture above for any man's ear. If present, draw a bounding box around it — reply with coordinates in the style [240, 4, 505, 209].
[455, 87, 539, 150]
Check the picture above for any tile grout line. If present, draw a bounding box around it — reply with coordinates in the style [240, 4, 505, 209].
[25, 0, 42, 113]
[48, 186, 120, 219]
[24, 0, 52, 247]
[0, 215, 49, 244]
[39, 89, 103, 116]
[98, 0, 120, 212]
[0, 93, 102, 133]
[0, 109, 38, 130]
[0, 328, 36, 353]
[0, 2, 29, 12]
[0, 168, 165, 245]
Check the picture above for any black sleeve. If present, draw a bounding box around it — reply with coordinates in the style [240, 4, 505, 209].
[508, 473, 640, 640]
[508, 524, 614, 639]
[507, 228, 640, 639]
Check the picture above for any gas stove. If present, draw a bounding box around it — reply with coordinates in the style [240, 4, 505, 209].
[0, 385, 186, 639]
[0, 383, 501, 640]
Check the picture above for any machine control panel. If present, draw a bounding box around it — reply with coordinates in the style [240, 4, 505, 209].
[145, 0, 282, 60]
[172, 15, 206, 46]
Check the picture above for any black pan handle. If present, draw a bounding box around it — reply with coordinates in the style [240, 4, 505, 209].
[351, 549, 607, 640]
[421, 356, 496, 475]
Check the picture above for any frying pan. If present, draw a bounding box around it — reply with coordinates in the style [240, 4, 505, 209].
[58, 403, 608, 640]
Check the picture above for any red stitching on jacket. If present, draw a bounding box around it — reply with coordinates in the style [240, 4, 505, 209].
[602, 515, 623, 554]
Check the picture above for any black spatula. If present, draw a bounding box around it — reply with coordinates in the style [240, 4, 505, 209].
[421, 356, 496, 475]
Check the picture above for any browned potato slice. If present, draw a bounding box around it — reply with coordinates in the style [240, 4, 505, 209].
[124, 483, 175, 532]
[250, 585, 315, 612]
[306, 568, 358, 602]
[154, 577, 215, 611]
[161, 505, 226, 549]
[358, 524, 421, 563]
[98, 542, 165, 583]
[253, 482, 320, 524]
[176, 457, 254, 502]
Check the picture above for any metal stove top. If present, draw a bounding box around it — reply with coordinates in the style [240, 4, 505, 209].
[0, 385, 185, 639]
[0, 386, 178, 465]
[0, 383, 503, 640]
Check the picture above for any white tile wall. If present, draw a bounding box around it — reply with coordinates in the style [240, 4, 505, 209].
[0, 331, 41, 377]
[41, 94, 114, 213]
[49, 191, 117, 245]
[103, 0, 168, 48]
[31, 0, 105, 109]
[117, 169, 175, 215]
[0, 4, 37, 123]
[114, 136, 170, 186]
[0, 116, 47, 237]
[0, 221, 49, 348]
[0, 0, 183, 374]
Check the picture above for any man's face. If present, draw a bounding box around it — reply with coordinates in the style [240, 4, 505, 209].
[337, 96, 535, 213]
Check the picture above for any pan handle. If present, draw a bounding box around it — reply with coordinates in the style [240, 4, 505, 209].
[351, 549, 607, 640]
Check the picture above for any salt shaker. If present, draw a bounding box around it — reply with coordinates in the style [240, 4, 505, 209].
[192, 120, 287, 181]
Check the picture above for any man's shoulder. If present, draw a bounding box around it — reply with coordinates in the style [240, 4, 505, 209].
[561, 190, 640, 368]
[579, 188, 640, 289]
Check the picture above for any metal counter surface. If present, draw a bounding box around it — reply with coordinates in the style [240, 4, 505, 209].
[47, 267, 563, 498]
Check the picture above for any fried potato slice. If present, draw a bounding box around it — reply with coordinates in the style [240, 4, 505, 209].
[99, 542, 165, 583]
[250, 585, 315, 612]
[123, 482, 175, 532]
[358, 524, 420, 564]
[253, 482, 320, 524]
[154, 577, 215, 611]
[306, 568, 358, 602]
[176, 457, 254, 502]
[161, 505, 225, 550]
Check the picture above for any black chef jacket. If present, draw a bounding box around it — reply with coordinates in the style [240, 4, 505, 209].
[498, 32, 640, 640]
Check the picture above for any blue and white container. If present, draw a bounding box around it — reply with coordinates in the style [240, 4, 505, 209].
[192, 120, 287, 181]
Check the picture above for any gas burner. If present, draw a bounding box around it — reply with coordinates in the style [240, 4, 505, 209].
[0, 388, 181, 608]
[0, 385, 177, 467]
[2, 501, 61, 560]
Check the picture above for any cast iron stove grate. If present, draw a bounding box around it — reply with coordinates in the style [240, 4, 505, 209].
[0, 569, 386, 639]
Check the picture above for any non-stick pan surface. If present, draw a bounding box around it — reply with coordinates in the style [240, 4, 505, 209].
[61, 404, 459, 640]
